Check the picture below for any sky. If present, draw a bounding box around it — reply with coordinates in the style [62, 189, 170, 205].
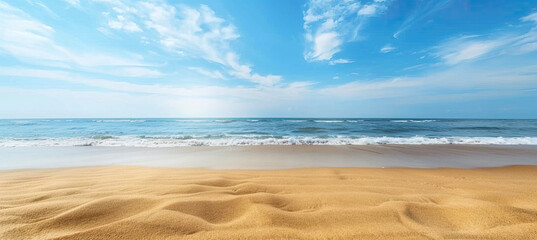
[1, 0, 537, 118]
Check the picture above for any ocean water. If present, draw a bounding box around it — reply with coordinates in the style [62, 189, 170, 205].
[1, 118, 537, 147]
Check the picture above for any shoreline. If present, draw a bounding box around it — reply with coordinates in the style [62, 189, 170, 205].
[1, 144, 537, 170]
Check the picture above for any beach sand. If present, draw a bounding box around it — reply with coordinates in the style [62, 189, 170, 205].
[2, 164, 537, 239]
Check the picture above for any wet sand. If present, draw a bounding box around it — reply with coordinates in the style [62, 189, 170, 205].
[1, 145, 537, 170]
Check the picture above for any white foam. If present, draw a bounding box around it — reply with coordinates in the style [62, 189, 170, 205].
[314, 120, 345, 123]
[284, 120, 308, 122]
[213, 120, 235, 123]
[93, 120, 146, 123]
[1, 136, 537, 147]
[410, 120, 436, 123]
[175, 120, 209, 123]
[391, 120, 436, 123]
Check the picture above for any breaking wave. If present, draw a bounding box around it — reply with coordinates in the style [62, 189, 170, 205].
[1, 136, 537, 147]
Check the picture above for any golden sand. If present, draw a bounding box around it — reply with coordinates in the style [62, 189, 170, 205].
[1, 166, 537, 239]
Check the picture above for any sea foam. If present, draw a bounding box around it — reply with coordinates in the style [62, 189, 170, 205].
[1, 136, 537, 147]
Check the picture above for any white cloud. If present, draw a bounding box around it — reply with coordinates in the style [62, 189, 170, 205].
[380, 44, 395, 53]
[63, 0, 80, 7]
[303, 0, 388, 63]
[440, 40, 499, 65]
[8, 61, 533, 109]
[108, 67, 163, 78]
[521, 12, 537, 23]
[108, 15, 142, 32]
[328, 58, 353, 65]
[306, 31, 341, 61]
[97, 1, 279, 85]
[2, 62, 537, 117]
[0, 2, 153, 70]
[226, 53, 281, 86]
[358, 4, 377, 16]
[320, 64, 537, 100]
[393, 0, 451, 39]
[432, 12, 537, 65]
[0, 85, 318, 118]
[519, 42, 537, 53]
[135, 2, 239, 64]
[188, 67, 225, 80]
[0, 67, 308, 104]
[31, 1, 59, 18]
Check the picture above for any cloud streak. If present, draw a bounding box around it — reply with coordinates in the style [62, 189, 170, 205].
[432, 11, 537, 65]
[380, 44, 395, 53]
[188, 67, 225, 80]
[393, 0, 451, 39]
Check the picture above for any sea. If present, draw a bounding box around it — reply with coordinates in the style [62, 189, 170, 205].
[1, 118, 537, 147]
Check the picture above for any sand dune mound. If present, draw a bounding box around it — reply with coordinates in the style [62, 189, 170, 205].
[1, 166, 537, 239]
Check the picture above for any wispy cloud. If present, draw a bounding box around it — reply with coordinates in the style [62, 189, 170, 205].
[432, 11, 537, 65]
[98, 1, 280, 85]
[379, 44, 395, 53]
[8, 62, 530, 109]
[433, 35, 502, 65]
[226, 52, 282, 85]
[393, 0, 451, 39]
[0, 1, 156, 73]
[188, 67, 225, 80]
[107, 67, 164, 78]
[62, 0, 80, 7]
[26, 1, 59, 18]
[328, 58, 353, 65]
[522, 12, 537, 22]
[303, 0, 388, 63]
[0, 67, 309, 101]
[108, 15, 142, 32]
[320, 64, 537, 101]
[358, 4, 379, 16]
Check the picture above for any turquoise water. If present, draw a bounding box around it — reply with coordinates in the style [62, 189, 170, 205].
[1, 118, 537, 147]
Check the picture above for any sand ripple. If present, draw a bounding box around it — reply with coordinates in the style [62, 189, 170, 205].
[1, 166, 537, 239]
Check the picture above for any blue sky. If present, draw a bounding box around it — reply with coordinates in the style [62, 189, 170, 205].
[1, 0, 537, 118]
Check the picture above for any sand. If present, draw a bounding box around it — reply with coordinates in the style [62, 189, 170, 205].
[2, 165, 537, 239]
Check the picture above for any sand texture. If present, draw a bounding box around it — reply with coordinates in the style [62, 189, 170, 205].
[1, 166, 537, 239]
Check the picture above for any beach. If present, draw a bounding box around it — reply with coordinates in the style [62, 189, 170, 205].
[1, 145, 537, 239]
[3, 0, 537, 238]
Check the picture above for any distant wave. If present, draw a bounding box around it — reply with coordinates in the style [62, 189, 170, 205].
[391, 120, 436, 123]
[284, 120, 308, 123]
[314, 120, 345, 123]
[175, 120, 210, 123]
[2, 136, 537, 147]
[175, 119, 236, 123]
[9, 120, 37, 126]
[93, 120, 146, 123]
[213, 120, 236, 123]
